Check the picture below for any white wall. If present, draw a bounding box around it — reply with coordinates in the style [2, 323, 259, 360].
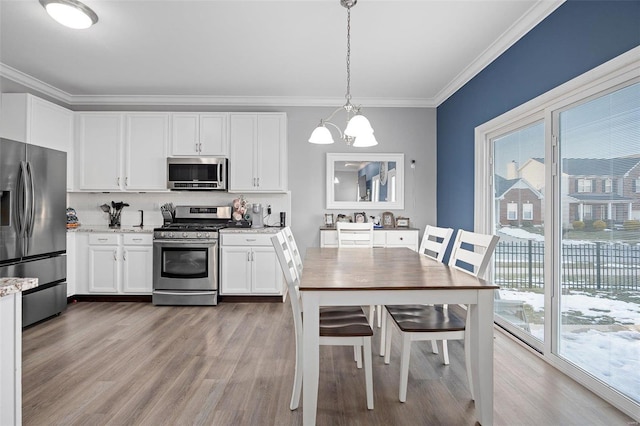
[282, 106, 437, 256]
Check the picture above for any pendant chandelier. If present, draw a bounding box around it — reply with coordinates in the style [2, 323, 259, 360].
[308, 0, 377, 147]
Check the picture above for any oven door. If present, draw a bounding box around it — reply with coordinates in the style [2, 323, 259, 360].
[153, 239, 217, 291]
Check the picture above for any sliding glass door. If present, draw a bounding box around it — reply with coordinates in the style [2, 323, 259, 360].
[556, 82, 640, 405]
[478, 61, 640, 414]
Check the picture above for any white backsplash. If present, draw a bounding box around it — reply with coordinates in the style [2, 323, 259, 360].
[67, 192, 292, 228]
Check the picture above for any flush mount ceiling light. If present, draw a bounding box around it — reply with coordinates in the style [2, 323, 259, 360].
[308, 0, 377, 147]
[40, 0, 98, 29]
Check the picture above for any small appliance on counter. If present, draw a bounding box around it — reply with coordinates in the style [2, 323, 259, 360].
[249, 203, 264, 228]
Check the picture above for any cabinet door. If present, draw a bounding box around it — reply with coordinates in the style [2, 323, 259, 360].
[30, 96, 74, 153]
[220, 247, 252, 294]
[122, 246, 153, 293]
[88, 246, 119, 293]
[255, 114, 287, 191]
[229, 114, 257, 191]
[125, 114, 168, 191]
[77, 113, 123, 190]
[171, 114, 199, 155]
[199, 113, 228, 156]
[320, 230, 338, 247]
[251, 247, 282, 294]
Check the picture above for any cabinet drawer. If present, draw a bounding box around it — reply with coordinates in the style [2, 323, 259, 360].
[123, 234, 153, 245]
[221, 233, 273, 246]
[386, 231, 418, 247]
[88, 234, 118, 245]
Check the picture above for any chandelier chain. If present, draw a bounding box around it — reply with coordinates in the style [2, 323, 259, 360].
[345, 6, 351, 103]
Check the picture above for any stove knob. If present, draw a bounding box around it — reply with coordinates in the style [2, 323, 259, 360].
[183, 232, 188, 238]
[204, 232, 210, 238]
[160, 232, 165, 238]
[196, 232, 202, 238]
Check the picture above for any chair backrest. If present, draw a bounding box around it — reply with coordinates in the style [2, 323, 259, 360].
[272, 232, 303, 340]
[336, 222, 374, 247]
[282, 226, 303, 278]
[418, 225, 454, 262]
[448, 230, 500, 278]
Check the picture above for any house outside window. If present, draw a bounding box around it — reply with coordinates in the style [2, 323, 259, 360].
[636, 178, 640, 193]
[577, 178, 593, 193]
[583, 205, 593, 220]
[507, 203, 517, 220]
[523, 203, 533, 221]
[604, 178, 612, 193]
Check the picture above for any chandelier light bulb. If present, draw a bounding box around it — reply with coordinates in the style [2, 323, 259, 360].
[344, 114, 374, 138]
[352, 132, 378, 148]
[308, 125, 335, 144]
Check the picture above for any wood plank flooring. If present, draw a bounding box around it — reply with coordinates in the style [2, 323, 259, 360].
[22, 301, 633, 425]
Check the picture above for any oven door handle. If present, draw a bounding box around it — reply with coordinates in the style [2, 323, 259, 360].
[153, 291, 216, 296]
[154, 240, 217, 246]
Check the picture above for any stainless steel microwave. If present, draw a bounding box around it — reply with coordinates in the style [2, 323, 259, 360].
[167, 157, 228, 191]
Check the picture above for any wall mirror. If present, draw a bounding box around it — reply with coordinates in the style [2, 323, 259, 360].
[326, 153, 405, 210]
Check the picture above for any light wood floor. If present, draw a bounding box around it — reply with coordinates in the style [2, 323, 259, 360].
[22, 301, 632, 426]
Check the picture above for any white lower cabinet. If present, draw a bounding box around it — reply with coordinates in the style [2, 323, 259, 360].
[76, 233, 153, 295]
[220, 233, 283, 296]
[320, 228, 419, 251]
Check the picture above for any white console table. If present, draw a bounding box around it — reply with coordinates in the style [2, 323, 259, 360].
[320, 226, 419, 251]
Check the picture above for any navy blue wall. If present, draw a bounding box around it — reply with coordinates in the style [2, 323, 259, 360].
[436, 0, 640, 232]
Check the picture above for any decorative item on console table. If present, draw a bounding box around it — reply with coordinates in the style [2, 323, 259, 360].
[395, 217, 410, 228]
[324, 213, 334, 226]
[353, 212, 367, 223]
[381, 211, 395, 228]
[336, 214, 352, 223]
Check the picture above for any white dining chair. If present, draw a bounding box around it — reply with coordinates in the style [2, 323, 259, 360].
[384, 229, 499, 402]
[336, 222, 381, 329]
[379, 225, 454, 356]
[271, 231, 374, 411]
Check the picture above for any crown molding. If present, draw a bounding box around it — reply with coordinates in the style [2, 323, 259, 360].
[0, 63, 73, 104]
[434, 0, 565, 106]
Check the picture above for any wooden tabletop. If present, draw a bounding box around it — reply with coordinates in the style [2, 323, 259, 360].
[299, 247, 499, 291]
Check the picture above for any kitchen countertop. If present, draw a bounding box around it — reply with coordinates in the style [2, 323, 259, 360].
[220, 227, 283, 235]
[0, 277, 39, 297]
[67, 225, 154, 234]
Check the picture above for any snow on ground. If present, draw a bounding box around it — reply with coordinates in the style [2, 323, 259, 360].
[499, 289, 640, 401]
[497, 227, 597, 245]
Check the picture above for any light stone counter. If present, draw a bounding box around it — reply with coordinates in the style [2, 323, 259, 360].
[0, 277, 39, 297]
[67, 225, 154, 234]
[219, 227, 283, 235]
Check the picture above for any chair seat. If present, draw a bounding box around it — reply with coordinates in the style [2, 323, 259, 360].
[311, 307, 373, 337]
[386, 304, 466, 333]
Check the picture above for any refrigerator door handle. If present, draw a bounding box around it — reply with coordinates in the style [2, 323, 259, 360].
[26, 161, 36, 238]
[16, 161, 29, 238]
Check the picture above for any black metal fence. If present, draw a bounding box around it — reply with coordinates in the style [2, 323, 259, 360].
[495, 240, 640, 291]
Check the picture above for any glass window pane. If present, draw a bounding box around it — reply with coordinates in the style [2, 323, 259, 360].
[558, 82, 640, 405]
[492, 121, 545, 342]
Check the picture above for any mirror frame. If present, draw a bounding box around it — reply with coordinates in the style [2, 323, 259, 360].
[326, 152, 405, 210]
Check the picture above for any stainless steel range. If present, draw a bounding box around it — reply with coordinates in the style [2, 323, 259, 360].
[152, 205, 231, 306]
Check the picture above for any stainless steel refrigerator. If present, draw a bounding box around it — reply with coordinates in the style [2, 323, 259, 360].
[0, 138, 67, 327]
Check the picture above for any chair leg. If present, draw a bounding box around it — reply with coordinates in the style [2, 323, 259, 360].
[384, 315, 393, 365]
[441, 340, 450, 365]
[376, 305, 382, 328]
[354, 345, 362, 368]
[363, 338, 374, 410]
[368, 305, 375, 328]
[430, 339, 439, 354]
[379, 309, 387, 356]
[399, 333, 412, 403]
[290, 338, 303, 410]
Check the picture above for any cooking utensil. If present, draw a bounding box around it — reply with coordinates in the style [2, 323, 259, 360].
[100, 204, 111, 213]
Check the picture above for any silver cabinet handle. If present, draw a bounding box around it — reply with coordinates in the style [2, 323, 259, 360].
[247, 252, 251, 262]
[98, 238, 108, 242]
[245, 238, 257, 242]
[257, 177, 260, 187]
[113, 250, 117, 261]
[125, 177, 128, 186]
[195, 142, 199, 153]
[251, 251, 254, 261]
[117, 177, 120, 186]
[123, 250, 127, 261]
[199, 143, 203, 152]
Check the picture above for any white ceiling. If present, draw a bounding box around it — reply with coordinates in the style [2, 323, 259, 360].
[0, 0, 563, 107]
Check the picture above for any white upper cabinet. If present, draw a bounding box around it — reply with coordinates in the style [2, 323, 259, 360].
[125, 113, 169, 190]
[171, 113, 228, 156]
[77, 112, 168, 191]
[0, 93, 74, 189]
[229, 113, 287, 192]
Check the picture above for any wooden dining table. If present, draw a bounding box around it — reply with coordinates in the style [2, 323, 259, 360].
[299, 247, 499, 426]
